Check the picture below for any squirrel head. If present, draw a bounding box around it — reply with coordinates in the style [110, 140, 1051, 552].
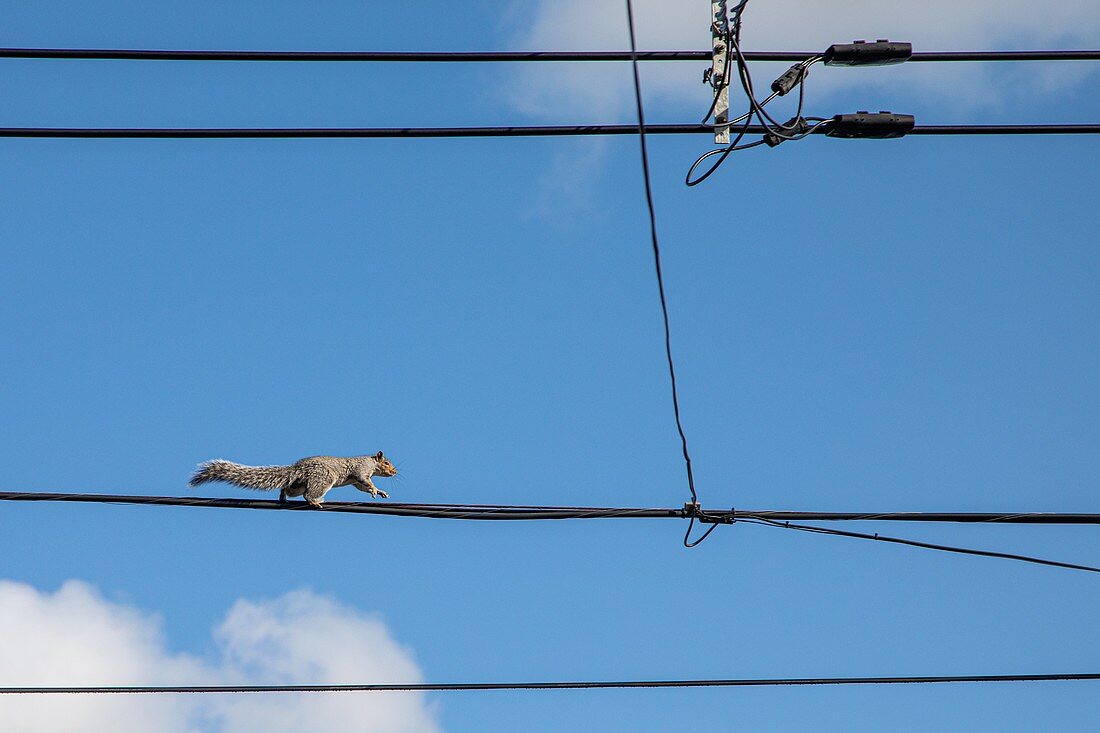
[373, 451, 398, 477]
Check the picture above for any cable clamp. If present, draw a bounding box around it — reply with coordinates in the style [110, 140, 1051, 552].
[684, 502, 736, 524]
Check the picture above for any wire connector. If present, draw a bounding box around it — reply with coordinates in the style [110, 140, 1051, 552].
[823, 40, 912, 66]
[770, 63, 808, 95]
[684, 501, 735, 525]
[826, 111, 915, 138]
[764, 117, 809, 146]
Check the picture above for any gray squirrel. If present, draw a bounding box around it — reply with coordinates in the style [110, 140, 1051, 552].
[190, 452, 397, 508]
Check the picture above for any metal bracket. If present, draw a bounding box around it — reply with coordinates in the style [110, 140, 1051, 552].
[710, 0, 730, 144]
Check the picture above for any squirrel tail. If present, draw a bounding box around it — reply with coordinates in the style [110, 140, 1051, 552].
[189, 460, 292, 491]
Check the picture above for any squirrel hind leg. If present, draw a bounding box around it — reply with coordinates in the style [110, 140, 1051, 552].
[281, 482, 306, 499]
[303, 478, 332, 509]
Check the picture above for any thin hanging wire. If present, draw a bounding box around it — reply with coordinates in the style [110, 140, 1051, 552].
[623, 0, 711, 547]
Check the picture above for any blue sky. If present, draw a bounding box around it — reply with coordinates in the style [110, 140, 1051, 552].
[1, 1, 1098, 731]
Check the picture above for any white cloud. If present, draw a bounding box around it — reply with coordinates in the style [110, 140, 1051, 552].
[507, 0, 1100, 119]
[0, 581, 440, 733]
[211, 591, 437, 733]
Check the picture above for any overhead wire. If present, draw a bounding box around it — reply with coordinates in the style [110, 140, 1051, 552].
[2, 48, 1099, 63]
[0, 492, 682, 519]
[2, 491, 1098, 572]
[739, 517, 1100, 574]
[3, 492, 1100, 523]
[1, 21, 1096, 560]
[623, 0, 708, 547]
[3, 672, 1099, 694]
[1, 124, 1098, 138]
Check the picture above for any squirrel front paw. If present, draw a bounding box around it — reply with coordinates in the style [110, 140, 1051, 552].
[372, 489, 389, 499]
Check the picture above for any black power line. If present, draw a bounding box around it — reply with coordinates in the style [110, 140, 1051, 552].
[2, 48, 1099, 63]
[713, 510, 1100, 524]
[740, 518, 1100, 574]
[2, 492, 1099, 524]
[0, 492, 682, 519]
[901, 50, 1100, 62]
[2, 492, 1098, 572]
[623, 0, 703, 547]
[910, 125, 1100, 135]
[1, 124, 1097, 139]
[0, 48, 709, 62]
[2, 672, 1098, 695]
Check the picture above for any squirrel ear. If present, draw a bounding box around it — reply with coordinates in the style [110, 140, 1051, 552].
[376, 451, 384, 459]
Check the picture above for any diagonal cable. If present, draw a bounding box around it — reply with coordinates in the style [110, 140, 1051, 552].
[740, 517, 1100, 573]
[623, 0, 711, 547]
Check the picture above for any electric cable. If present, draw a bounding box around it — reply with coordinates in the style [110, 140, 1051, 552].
[624, 0, 704, 547]
[1, 124, 1098, 138]
[2, 672, 1098, 694]
[2, 492, 1098, 572]
[740, 516, 1100, 573]
[2, 48, 1100, 63]
[5, 492, 1100, 523]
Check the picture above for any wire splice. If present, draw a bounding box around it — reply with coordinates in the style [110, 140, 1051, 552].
[826, 111, 916, 138]
[764, 117, 809, 146]
[771, 63, 808, 95]
[823, 40, 913, 66]
[686, 0, 826, 185]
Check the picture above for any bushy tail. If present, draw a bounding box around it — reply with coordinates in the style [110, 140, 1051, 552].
[189, 460, 292, 491]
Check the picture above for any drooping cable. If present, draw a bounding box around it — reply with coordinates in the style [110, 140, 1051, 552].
[740, 516, 1100, 573]
[687, 0, 826, 185]
[623, 0, 705, 548]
